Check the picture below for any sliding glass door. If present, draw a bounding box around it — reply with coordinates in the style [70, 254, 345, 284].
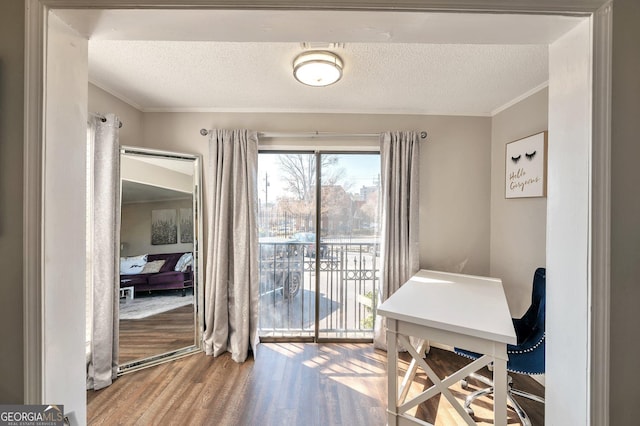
[257, 151, 381, 341]
[317, 153, 380, 340]
[258, 152, 317, 339]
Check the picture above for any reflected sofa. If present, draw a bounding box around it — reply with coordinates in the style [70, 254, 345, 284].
[119, 252, 193, 296]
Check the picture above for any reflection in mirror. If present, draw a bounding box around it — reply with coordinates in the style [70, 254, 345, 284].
[118, 147, 202, 373]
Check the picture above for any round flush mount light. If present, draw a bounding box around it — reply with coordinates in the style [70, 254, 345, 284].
[293, 50, 343, 87]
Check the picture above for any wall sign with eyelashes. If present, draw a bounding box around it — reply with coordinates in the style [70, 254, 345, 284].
[511, 151, 537, 163]
[505, 131, 548, 198]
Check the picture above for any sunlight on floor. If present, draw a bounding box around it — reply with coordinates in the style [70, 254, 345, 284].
[265, 342, 306, 358]
[324, 356, 387, 399]
[258, 342, 530, 425]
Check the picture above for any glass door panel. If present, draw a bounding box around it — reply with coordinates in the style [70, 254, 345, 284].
[317, 153, 381, 340]
[257, 153, 316, 339]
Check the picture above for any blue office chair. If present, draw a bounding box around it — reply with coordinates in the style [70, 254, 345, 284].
[455, 267, 546, 426]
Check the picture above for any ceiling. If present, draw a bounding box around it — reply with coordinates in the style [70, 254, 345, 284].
[122, 180, 191, 204]
[53, 9, 584, 116]
[121, 154, 194, 203]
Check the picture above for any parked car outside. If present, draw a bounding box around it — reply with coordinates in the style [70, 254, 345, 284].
[258, 237, 302, 300]
[289, 232, 328, 258]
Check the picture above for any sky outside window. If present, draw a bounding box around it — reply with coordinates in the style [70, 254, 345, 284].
[258, 153, 380, 205]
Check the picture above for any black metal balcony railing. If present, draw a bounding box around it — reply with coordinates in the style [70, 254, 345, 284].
[258, 241, 380, 339]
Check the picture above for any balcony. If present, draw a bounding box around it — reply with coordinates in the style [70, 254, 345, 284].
[258, 240, 380, 340]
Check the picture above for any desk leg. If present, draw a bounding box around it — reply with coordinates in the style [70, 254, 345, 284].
[493, 356, 508, 426]
[387, 319, 398, 425]
[398, 339, 430, 404]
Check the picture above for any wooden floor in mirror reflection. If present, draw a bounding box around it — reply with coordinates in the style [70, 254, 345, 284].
[119, 298, 194, 365]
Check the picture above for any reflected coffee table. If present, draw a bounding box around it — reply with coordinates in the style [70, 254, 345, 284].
[119, 279, 135, 301]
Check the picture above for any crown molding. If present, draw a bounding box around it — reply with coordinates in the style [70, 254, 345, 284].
[491, 81, 549, 116]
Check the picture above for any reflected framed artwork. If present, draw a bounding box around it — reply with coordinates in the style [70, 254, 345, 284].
[505, 131, 548, 199]
[179, 208, 193, 243]
[151, 209, 178, 245]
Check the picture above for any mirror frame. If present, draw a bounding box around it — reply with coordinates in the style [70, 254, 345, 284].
[117, 146, 204, 375]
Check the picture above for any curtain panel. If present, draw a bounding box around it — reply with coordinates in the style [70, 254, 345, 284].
[374, 131, 421, 350]
[203, 129, 259, 362]
[86, 113, 121, 390]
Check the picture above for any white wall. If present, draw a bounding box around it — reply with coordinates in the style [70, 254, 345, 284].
[139, 112, 492, 277]
[420, 116, 492, 275]
[490, 88, 548, 317]
[44, 13, 87, 420]
[546, 19, 591, 425]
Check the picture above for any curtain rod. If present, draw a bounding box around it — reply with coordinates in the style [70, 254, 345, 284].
[90, 112, 123, 129]
[199, 129, 427, 140]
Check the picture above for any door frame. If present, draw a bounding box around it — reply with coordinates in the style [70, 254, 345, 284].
[24, 1, 611, 425]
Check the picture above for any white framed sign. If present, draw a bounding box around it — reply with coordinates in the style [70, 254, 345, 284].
[505, 131, 548, 198]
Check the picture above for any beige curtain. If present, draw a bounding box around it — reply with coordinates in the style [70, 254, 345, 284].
[374, 131, 421, 350]
[203, 129, 259, 362]
[86, 113, 121, 389]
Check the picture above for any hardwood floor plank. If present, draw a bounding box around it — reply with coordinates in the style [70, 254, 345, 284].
[88, 344, 544, 425]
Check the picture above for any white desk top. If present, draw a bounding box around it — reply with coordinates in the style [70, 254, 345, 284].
[377, 269, 517, 345]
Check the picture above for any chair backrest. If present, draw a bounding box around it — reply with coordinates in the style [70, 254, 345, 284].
[520, 267, 546, 334]
[457, 267, 546, 374]
[506, 267, 546, 374]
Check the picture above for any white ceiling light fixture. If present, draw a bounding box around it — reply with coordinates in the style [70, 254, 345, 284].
[293, 50, 343, 87]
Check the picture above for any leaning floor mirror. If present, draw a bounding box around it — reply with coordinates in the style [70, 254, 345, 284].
[118, 146, 203, 374]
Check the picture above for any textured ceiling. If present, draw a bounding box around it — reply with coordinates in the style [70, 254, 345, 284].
[55, 9, 584, 116]
[88, 41, 548, 115]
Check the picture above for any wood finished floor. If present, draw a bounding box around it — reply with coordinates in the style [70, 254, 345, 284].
[119, 304, 195, 364]
[88, 344, 544, 426]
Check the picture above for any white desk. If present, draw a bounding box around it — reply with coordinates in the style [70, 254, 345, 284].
[377, 269, 516, 426]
